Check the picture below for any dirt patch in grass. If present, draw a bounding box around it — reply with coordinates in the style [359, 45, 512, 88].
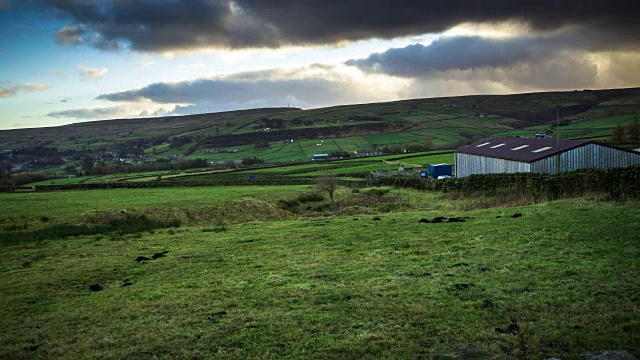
[418, 216, 469, 223]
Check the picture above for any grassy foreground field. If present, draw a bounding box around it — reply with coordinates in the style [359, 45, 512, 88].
[0, 187, 638, 359]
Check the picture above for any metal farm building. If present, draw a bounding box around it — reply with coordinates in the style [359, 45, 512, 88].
[455, 137, 640, 178]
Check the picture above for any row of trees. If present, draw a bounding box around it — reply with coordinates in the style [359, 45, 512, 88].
[75, 156, 266, 176]
[0, 173, 49, 186]
[77, 158, 210, 176]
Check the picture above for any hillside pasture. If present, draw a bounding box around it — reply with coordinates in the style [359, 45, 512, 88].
[494, 114, 640, 140]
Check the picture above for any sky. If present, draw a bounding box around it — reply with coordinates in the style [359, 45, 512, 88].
[0, 1, 638, 130]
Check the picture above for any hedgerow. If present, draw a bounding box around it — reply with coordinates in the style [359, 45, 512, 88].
[0, 186, 33, 193]
[375, 165, 640, 200]
[33, 178, 367, 191]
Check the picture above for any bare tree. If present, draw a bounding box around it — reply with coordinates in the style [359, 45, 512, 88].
[611, 124, 625, 143]
[626, 117, 639, 143]
[317, 169, 338, 203]
[424, 135, 433, 151]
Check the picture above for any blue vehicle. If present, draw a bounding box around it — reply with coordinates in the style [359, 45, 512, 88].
[420, 163, 453, 179]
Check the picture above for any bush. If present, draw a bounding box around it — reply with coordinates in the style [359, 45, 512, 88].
[364, 188, 390, 196]
[277, 199, 299, 210]
[297, 192, 324, 203]
[0, 173, 48, 186]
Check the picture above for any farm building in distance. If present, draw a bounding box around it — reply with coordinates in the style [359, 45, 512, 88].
[455, 137, 640, 178]
[312, 154, 329, 161]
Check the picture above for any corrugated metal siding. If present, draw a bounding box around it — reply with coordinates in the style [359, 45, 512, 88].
[531, 144, 640, 172]
[455, 153, 530, 177]
[456, 144, 640, 177]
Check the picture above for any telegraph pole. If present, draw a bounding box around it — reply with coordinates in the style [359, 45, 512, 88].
[556, 106, 560, 173]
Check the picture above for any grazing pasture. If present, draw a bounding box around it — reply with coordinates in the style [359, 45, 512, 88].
[0, 185, 638, 359]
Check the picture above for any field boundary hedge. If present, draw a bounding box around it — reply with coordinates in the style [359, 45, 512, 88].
[0, 186, 33, 193]
[375, 165, 640, 200]
[33, 178, 367, 191]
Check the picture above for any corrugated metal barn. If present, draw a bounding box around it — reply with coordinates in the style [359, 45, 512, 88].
[455, 137, 640, 178]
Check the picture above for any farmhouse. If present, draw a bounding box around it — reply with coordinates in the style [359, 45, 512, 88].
[455, 137, 640, 178]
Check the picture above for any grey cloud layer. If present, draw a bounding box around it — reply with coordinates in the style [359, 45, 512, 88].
[47, 105, 127, 119]
[45, 0, 638, 51]
[55, 25, 84, 45]
[98, 78, 341, 104]
[95, 69, 373, 114]
[346, 25, 639, 91]
[346, 35, 571, 77]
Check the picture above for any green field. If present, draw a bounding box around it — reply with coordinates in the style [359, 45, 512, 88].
[22, 151, 456, 186]
[0, 186, 307, 227]
[0, 186, 638, 359]
[169, 151, 455, 181]
[494, 114, 640, 140]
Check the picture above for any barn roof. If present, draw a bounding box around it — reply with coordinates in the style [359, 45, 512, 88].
[455, 137, 594, 163]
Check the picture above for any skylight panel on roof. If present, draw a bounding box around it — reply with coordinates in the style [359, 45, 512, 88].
[532, 146, 552, 153]
[476, 142, 490, 147]
[490, 143, 505, 148]
[511, 145, 529, 150]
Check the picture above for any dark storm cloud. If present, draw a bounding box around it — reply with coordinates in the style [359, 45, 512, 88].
[0, 0, 12, 10]
[45, 0, 277, 51]
[44, 0, 638, 51]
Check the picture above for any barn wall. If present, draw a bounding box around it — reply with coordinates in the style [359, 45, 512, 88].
[455, 144, 640, 177]
[455, 153, 530, 178]
[531, 144, 640, 172]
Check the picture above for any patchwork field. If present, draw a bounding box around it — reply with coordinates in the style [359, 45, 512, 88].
[494, 114, 640, 140]
[0, 186, 638, 359]
[27, 151, 456, 185]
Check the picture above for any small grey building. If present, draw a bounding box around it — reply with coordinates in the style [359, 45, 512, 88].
[455, 137, 640, 178]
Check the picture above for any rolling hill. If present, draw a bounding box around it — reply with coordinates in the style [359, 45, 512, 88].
[1, 87, 639, 165]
